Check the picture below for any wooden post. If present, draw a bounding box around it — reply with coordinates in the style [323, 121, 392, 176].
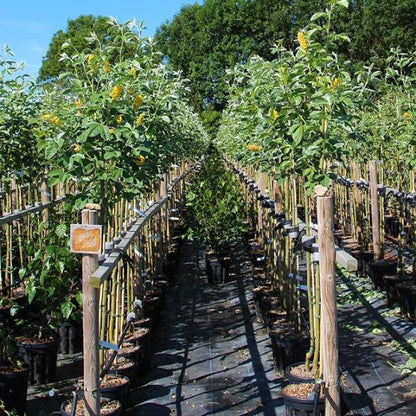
[82, 209, 100, 415]
[317, 190, 340, 416]
[369, 161, 382, 260]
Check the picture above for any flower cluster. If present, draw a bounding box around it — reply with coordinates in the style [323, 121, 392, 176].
[247, 144, 262, 152]
[297, 32, 308, 53]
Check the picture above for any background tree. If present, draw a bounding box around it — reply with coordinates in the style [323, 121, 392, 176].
[38, 15, 139, 82]
[156, 0, 416, 115]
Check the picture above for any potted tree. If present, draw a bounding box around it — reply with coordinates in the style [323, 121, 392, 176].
[185, 145, 246, 283]
[13, 208, 81, 384]
[0, 318, 29, 416]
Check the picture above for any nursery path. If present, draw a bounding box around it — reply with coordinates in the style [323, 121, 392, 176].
[127, 240, 285, 416]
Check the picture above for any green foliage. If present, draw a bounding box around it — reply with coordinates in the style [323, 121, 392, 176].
[185, 146, 246, 252]
[156, 0, 415, 111]
[215, 0, 373, 191]
[0, 47, 43, 183]
[15, 206, 82, 335]
[34, 19, 208, 219]
[38, 15, 138, 82]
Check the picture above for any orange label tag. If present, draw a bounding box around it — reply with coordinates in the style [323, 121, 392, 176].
[70, 224, 102, 254]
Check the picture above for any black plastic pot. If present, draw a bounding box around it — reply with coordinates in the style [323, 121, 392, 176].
[125, 328, 151, 372]
[383, 275, 414, 308]
[269, 328, 308, 373]
[108, 358, 136, 387]
[60, 397, 123, 416]
[397, 282, 416, 319]
[142, 296, 161, 326]
[282, 384, 324, 416]
[100, 375, 130, 409]
[206, 256, 224, 284]
[369, 260, 397, 291]
[0, 364, 29, 416]
[15, 337, 59, 384]
[59, 321, 82, 355]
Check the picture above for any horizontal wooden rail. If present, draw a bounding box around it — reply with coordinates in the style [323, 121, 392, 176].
[0, 195, 67, 226]
[90, 164, 195, 288]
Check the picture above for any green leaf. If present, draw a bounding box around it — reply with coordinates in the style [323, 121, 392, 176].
[338, 0, 349, 8]
[310, 12, 327, 21]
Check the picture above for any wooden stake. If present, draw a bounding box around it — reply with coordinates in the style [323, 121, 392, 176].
[317, 192, 340, 416]
[369, 161, 382, 260]
[82, 209, 100, 415]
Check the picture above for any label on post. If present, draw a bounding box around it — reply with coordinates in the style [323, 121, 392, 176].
[70, 224, 102, 254]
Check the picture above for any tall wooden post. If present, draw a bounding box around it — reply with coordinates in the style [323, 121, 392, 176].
[82, 209, 100, 415]
[369, 161, 382, 260]
[317, 190, 340, 416]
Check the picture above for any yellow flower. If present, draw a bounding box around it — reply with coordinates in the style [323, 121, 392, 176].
[268, 108, 278, 121]
[133, 94, 144, 110]
[72, 143, 81, 153]
[42, 113, 61, 126]
[297, 31, 307, 53]
[87, 54, 94, 65]
[110, 85, 122, 100]
[403, 112, 411, 119]
[103, 60, 110, 72]
[109, 128, 115, 134]
[130, 67, 137, 77]
[74, 99, 82, 109]
[115, 114, 123, 124]
[247, 144, 262, 152]
[50, 116, 61, 126]
[331, 78, 340, 91]
[136, 155, 145, 166]
[134, 113, 145, 126]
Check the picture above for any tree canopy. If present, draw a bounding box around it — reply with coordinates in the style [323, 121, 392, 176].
[155, 0, 416, 112]
[38, 15, 140, 82]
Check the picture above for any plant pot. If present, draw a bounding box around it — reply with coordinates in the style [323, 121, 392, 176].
[14, 336, 59, 384]
[59, 321, 82, 354]
[383, 275, 414, 308]
[269, 327, 308, 373]
[397, 282, 416, 319]
[118, 343, 141, 379]
[206, 256, 224, 284]
[100, 374, 130, 409]
[282, 383, 324, 415]
[0, 364, 29, 416]
[60, 397, 122, 416]
[124, 327, 151, 372]
[285, 362, 316, 384]
[142, 296, 161, 325]
[369, 260, 397, 291]
[108, 357, 136, 387]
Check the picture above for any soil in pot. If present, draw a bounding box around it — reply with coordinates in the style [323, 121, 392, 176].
[108, 357, 136, 387]
[14, 335, 59, 384]
[118, 343, 141, 371]
[100, 374, 130, 408]
[60, 397, 122, 416]
[0, 364, 29, 416]
[285, 362, 316, 384]
[282, 383, 324, 415]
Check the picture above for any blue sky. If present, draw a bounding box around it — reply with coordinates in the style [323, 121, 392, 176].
[1, 0, 201, 78]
